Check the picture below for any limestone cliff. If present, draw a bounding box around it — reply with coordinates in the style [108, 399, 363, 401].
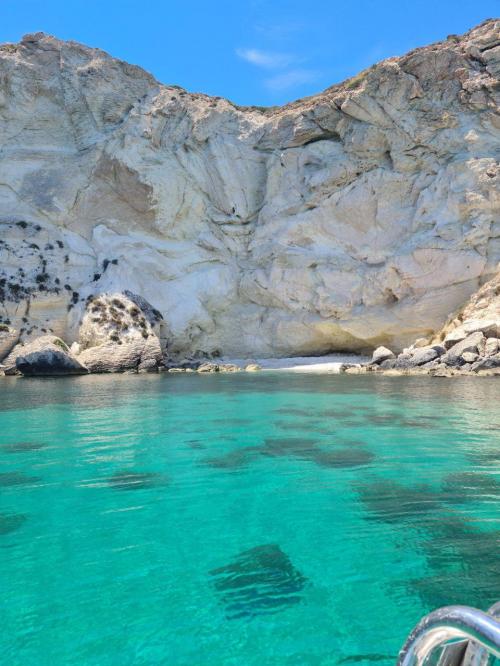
[0, 21, 499, 358]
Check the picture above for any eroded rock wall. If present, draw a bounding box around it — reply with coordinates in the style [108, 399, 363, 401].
[0, 22, 499, 357]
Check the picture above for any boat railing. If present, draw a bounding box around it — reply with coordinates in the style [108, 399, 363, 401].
[397, 602, 500, 666]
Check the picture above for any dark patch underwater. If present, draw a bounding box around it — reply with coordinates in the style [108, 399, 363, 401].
[210, 544, 307, 619]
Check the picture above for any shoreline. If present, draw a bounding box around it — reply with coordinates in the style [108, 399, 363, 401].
[221, 354, 368, 374]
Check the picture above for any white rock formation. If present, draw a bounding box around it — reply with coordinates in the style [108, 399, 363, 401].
[0, 21, 499, 357]
[77, 292, 163, 372]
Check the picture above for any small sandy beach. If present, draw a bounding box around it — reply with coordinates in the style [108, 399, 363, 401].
[222, 354, 369, 373]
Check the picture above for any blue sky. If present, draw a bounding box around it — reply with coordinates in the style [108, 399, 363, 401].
[1, 0, 497, 106]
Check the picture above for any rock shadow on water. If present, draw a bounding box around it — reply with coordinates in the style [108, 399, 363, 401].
[0, 472, 42, 487]
[357, 480, 443, 524]
[3, 441, 45, 453]
[107, 470, 169, 491]
[0, 511, 27, 535]
[210, 544, 307, 620]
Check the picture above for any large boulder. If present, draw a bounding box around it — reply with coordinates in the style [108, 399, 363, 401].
[16, 349, 87, 376]
[443, 320, 498, 349]
[3, 335, 87, 376]
[484, 338, 499, 356]
[371, 346, 395, 365]
[78, 337, 161, 373]
[471, 353, 500, 372]
[76, 292, 163, 373]
[408, 346, 439, 366]
[442, 331, 485, 366]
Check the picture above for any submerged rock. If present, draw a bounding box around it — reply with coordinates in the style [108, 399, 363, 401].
[3, 441, 45, 452]
[262, 438, 318, 459]
[210, 544, 307, 619]
[311, 447, 375, 468]
[203, 447, 260, 470]
[441, 472, 500, 503]
[0, 511, 27, 535]
[409, 516, 500, 609]
[358, 480, 443, 523]
[0, 472, 41, 486]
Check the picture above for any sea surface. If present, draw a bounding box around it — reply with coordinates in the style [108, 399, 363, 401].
[0, 373, 499, 665]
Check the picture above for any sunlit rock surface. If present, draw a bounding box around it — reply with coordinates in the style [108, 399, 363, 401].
[77, 292, 164, 372]
[0, 21, 498, 358]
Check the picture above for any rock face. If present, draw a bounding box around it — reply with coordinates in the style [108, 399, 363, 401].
[0, 22, 499, 358]
[0, 325, 18, 363]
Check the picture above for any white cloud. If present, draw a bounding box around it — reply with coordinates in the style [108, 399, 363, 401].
[236, 48, 297, 69]
[264, 68, 320, 91]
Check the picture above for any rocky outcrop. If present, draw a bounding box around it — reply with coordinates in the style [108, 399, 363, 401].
[76, 292, 163, 372]
[0, 22, 499, 358]
[2, 335, 87, 376]
[0, 293, 164, 374]
[365, 267, 500, 375]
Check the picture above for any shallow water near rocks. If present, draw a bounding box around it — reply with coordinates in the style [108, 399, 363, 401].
[0, 373, 499, 665]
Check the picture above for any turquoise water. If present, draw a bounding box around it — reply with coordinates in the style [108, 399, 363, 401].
[0, 373, 499, 665]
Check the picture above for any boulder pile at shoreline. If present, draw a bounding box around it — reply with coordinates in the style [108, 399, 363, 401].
[364, 328, 499, 377]
[344, 269, 500, 377]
